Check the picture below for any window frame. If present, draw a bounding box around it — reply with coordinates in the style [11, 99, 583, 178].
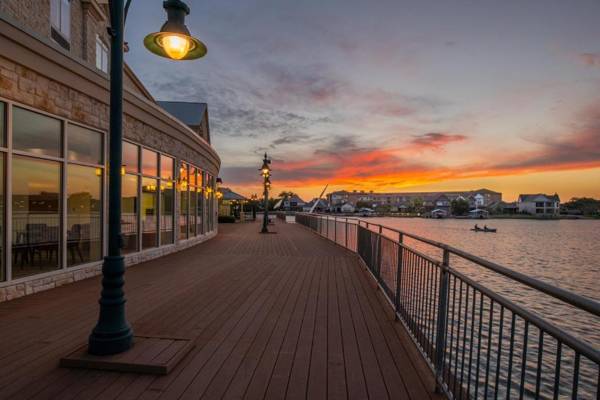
[50, 0, 71, 49]
[95, 35, 109, 73]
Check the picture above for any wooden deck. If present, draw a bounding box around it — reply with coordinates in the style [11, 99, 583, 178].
[0, 220, 441, 400]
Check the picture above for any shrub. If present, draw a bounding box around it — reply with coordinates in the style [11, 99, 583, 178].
[218, 215, 236, 223]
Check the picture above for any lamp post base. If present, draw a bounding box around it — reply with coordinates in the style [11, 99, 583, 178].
[260, 226, 269, 234]
[88, 255, 133, 356]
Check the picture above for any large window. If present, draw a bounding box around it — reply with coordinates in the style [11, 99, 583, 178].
[0, 153, 4, 281]
[12, 156, 61, 278]
[67, 165, 102, 266]
[160, 155, 174, 245]
[13, 107, 62, 157]
[0, 100, 216, 284]
[121, 174, 138, 254]
[179, 162, 189, 240]
[50, 0, 70, 48]
[141, 177, 158, 249]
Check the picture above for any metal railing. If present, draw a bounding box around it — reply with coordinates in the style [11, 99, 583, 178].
[295, 213, 600, 399]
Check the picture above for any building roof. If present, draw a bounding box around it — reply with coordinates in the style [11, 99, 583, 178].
[157, 101, 207, 127]
[219, 187, 246, 201]
[518, 194, 560, 202]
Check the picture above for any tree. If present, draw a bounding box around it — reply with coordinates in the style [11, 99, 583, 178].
[355, 201, 372, 209]
[278, 191, 298, 199]
[410, 197, 424, 213]
[451, 198, 470, 216]
[562, 197, 600, 216]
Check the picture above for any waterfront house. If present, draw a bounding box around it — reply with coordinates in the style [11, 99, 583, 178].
[0, 1, 220, 301]
[340, 202, 355, 213]
[327, 188, 502, 212]
[302, 198, 329, 213]
[274, 193, 306, 212]
[517, 193, 561, 215]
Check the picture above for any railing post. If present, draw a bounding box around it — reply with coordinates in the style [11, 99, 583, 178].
[345, 218, 348, 249]
[394, 233, 404, 321]
[377, 225, 383, 282]
[434, 249, 451, 393]
[326, 215, 329, 238]
[334, 216, 337, 243]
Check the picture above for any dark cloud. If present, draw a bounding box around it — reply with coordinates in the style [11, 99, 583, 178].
[410, 132, 468, 150]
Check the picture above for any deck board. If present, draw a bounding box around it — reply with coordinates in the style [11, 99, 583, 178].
[0, 220, 440, 400]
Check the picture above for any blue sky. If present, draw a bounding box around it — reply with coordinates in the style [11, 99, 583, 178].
[124, 0, 600, 201]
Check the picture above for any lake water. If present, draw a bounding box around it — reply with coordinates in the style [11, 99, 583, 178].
[362, 217, 600, 398]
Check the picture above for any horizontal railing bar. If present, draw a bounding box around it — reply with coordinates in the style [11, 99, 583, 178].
[302, 213, 600, 318]
[450, 268, 600, 364]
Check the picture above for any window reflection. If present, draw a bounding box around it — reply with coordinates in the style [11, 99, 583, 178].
[121, 174, 138, 253]
[67, 124, 103, 164]
[0, 102, 5, 147]
[122, 141, 139, 174]
[196, 185, 203, 235]
[142, 148, 158, 177]
[160, 181, 174, 245]
[142, 177, 158, 249]
[160, 155, 173, 180]
[179, 162, 188, 240]
[189, 187, 197, 237]
[13, 107, 62, 157]
[67, 165, 102, 266]
[12, 156, 61, 278]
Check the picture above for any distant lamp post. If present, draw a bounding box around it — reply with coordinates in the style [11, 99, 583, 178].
[250, 193, 258, 220]
[259, 153, 271, 233]
[88, 0, 206, 356]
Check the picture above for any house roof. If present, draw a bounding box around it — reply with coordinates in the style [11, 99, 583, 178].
[219, 187, 246, 201]
[518, 194, 560, 202]
[157, 101, 207, 127]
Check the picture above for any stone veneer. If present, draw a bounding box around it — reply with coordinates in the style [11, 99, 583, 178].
[0, 231, 217, 302]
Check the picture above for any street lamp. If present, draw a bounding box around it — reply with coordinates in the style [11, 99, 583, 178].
[250, 193, 258, 220]
[259, 153, 271, 233]
[88, 0, 206, 356]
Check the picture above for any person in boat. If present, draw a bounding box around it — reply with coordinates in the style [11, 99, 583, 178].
[484, 225, 488, 230]
[474, 224, 480, 230]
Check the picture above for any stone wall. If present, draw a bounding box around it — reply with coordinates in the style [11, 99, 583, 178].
[0, 0, 51, 39]
[0, 54, 216, 172]
[0, 231, 217, 302]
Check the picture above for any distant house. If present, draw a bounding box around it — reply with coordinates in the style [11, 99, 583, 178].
[340, 203, 355, 213]
[517, 194, 560, 215]
[274, 194, 306, 211]
[302, 199, 330, 213]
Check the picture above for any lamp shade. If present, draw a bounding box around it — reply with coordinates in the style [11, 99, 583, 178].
[144, 0, 207, 60]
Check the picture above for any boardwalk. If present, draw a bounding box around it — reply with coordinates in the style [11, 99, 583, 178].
[0, 220, 440, 400]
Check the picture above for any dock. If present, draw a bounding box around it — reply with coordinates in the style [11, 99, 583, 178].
[0, 219, 439, 399]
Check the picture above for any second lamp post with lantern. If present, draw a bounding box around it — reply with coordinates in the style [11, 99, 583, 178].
[260, 153, 271, 233]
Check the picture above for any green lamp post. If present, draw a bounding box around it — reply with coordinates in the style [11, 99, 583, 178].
[88, 0, 206, 356]
[260, 154, 271, 233]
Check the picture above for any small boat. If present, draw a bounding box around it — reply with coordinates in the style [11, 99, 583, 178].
[470, 227, 497, 233]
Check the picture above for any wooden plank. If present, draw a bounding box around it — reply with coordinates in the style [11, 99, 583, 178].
[239, 258, 317, 400]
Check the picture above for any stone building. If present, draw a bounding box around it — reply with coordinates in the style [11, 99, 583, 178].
[0, 1, 221, 301]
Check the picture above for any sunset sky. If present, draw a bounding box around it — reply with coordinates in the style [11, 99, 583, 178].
[125, 0, 600, 202]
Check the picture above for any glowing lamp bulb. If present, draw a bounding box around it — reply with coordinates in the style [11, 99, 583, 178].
[161, 34, 191, 60]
